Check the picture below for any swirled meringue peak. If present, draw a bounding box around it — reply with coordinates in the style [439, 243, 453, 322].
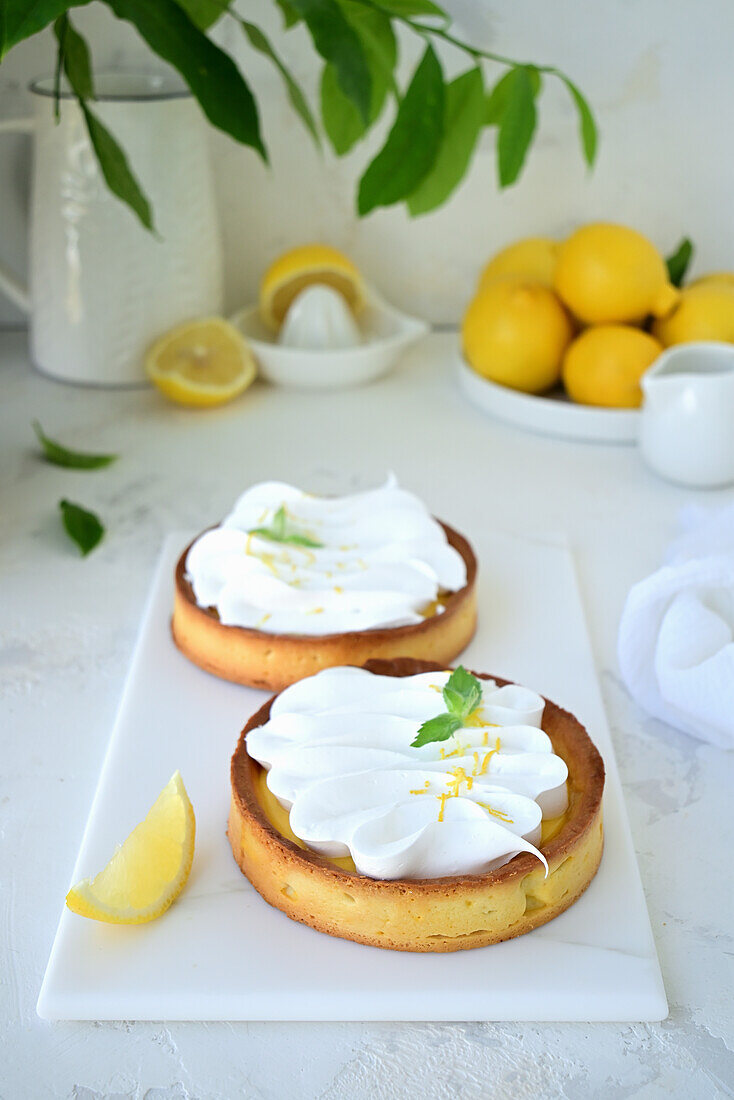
[185, 475, 467, 636]
[247, 666, 569, 881]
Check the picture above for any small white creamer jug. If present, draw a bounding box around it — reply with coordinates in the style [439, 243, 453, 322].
[640, 342, 734, 488]
[0, 70, 222, 386]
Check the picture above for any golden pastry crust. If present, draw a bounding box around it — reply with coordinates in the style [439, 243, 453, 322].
[172, 525, 477, 691]
[228, 658, 605, 952]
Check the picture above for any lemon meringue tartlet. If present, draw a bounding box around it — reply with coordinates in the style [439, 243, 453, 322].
[228, 659, 605, 952]
[172, 478, 477, 691]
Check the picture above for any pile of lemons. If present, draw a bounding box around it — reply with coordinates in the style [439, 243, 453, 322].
[462, 223, 734, 408]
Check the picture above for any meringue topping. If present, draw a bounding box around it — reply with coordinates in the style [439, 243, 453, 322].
[186, 475, 467, 635]
[247, 666, 569, 880]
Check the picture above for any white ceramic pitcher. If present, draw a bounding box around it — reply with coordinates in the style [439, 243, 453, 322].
[640, 342, 734, 488]
[0, 71, 223, 385]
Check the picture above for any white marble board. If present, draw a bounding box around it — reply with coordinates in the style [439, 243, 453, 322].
[37, 530, 667, 1022]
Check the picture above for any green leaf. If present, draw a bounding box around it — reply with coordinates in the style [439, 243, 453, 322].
[274, 0, 301, 27]
[320, 3, 396, 155]
[175, 0, 229, 31]
[81, 102, 155, 231]
[369, 0, 447, 19]
[485, 66, 540, 126]
[33, 421, 118, 469]
[559, 74, 598, 167]
[442, 665, 482, 719]
[53, 15, 154, 231]
[289, 0, 372, 124]
[666, 237, 694, 288]
[240, 19, 320, 145]
[408, 67, 484, 216]
[411, 712, 462, 748]
[59, 499, 105, 556]
[54, 14, 93, 100]
[52, 14, 67, 121]
[497, 65, 538, 187]
[1, 0, 92, 58]
[321, 65, 365, 155]
[107, 0, 266, 159]
[358, 44, 444, 216]
[249, 505, 323, 548]
[340, 0, 397, 86]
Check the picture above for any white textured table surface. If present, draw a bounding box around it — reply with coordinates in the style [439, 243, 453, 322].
[1, 329, 733, 1098]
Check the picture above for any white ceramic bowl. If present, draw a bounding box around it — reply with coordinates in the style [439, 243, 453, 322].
[457, 357, 640, 445]
[231, 291, 429, 389]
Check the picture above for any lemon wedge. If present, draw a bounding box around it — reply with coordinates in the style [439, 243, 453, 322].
[66, 771, 195, 924]
[146, 318, 257, 407]
[259, 244, 364, 331]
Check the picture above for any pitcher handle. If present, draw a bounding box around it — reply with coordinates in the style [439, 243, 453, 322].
[0, 116, 34, 313]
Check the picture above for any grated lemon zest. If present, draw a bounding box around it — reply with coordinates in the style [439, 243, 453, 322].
[477, 801, 514, 824]
[409, 780, 431, 796]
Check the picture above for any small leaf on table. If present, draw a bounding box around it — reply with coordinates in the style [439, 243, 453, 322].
[59, 500, 105, 556]
[33, 421, 118, 469]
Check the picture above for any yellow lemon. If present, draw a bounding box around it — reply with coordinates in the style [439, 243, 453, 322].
[259, 244, 364, 331]
[479, 236, 560, 290]
[462, 279, 574, 394]
[562, 324, 662, 408]
[66, 772, 195, 924]
[689, 272, 734, 291]
[554, 223, 679, 325]
[146, 318, 257, 407]
[652, 283, 734, 345]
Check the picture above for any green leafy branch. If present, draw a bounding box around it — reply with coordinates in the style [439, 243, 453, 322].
[1, 0, 598, 229]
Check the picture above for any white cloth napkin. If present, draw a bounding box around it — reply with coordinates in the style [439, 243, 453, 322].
[618, 503, 734, 749]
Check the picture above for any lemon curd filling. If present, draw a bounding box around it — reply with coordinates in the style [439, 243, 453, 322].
[253, 762, 571, 875]
[419, 593, 451, 619]
[255, 766, 358, 872]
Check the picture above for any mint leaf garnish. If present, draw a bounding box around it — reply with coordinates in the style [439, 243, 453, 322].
[34, 421, 117, 470]
[249, 504, 323, 548]
[411, 666, 483, 747]
[411, 712, 462, 748]
[59, 499, 104, 556]
[442, 665, 482, 717]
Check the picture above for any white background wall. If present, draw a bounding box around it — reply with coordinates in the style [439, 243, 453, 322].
[1, 0, 733, 327]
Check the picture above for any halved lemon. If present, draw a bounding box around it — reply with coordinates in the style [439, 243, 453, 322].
[259, 244, 364, 331]
[146, 318, 257, 407]
[66, 771, 195, 924]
